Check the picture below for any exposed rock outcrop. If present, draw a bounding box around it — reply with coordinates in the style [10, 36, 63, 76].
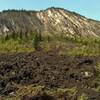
[0, 7, 100, 38]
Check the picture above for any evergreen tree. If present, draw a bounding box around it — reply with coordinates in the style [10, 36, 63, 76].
[32, 32, 42, 50]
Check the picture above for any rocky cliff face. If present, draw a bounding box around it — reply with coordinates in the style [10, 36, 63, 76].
[0, 7, 100, 38]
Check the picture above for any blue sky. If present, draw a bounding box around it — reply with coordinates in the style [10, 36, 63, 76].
[0, 0, 100, 21]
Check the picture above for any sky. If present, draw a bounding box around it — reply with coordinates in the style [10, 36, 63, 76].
[0, 0, 100, 21]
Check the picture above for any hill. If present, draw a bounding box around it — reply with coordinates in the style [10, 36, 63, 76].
[0, 7, 100, 39]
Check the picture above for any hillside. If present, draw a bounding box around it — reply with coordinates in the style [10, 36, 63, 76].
[0, 7, 100, 38]
[0, 8, 100, 100]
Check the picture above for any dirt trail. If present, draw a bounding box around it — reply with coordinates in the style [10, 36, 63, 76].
[0, 50, 100, 99]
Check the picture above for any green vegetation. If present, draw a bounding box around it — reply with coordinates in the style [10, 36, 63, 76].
[0, 39, 34, 53]
[32, 32, 42, 50]
[41, 34, 100, 56]
[2, 84, 77, 100]
[1, 34, 100, 99]
[78, 93, 88, 100]
[57, 36, 100, 56]
[0, 33, 41, 53]
[0, 32, 100, 56]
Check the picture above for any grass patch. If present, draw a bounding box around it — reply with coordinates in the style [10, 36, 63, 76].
[0, 38, 35, 53]
[0, 32, 100, 56]
[67, 44, 100, 56]
[2, 84, 78, 100]
[57, 36, 100, 56]
[78, 93, 88, 100]
[0, 32, 42, 53]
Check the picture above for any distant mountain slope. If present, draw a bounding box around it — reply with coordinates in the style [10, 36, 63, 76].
[0, 7, 100, 38]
